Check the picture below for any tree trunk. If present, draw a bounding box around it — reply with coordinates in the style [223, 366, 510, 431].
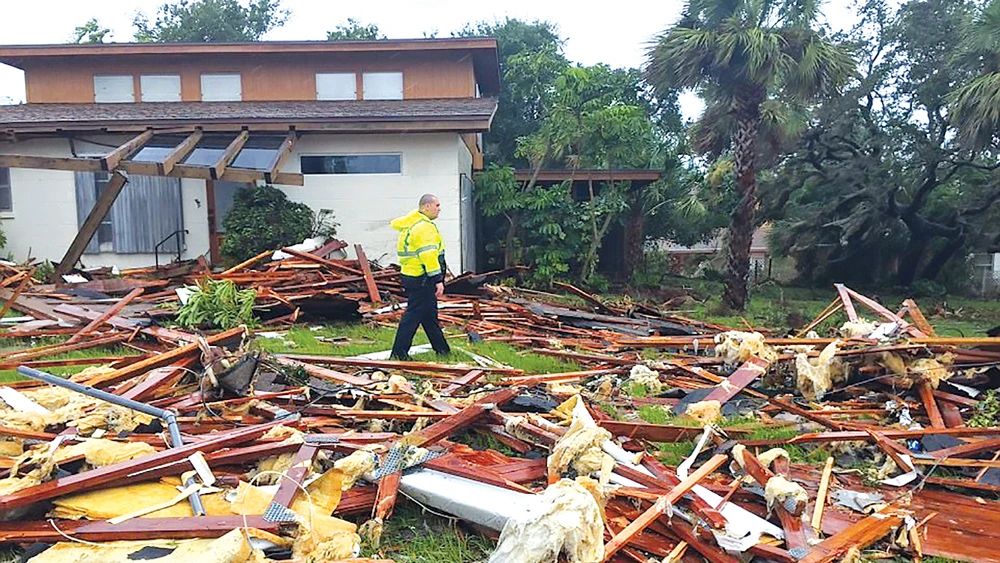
[920, 233, 965, 282]
[724, 103, 762, 311]
[897, 235, 929, 287]
[503, 214, 518, 268]
[623, 188, 644, 282]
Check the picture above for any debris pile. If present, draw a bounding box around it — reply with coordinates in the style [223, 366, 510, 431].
[0, 256, 997, 562]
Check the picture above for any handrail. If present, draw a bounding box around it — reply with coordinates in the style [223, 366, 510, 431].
[155, 229, 188, 268]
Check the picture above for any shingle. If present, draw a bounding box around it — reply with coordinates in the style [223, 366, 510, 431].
[0, 98, 498, 129]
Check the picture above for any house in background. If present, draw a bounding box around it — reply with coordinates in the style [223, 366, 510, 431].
[0, 39, 498, 274]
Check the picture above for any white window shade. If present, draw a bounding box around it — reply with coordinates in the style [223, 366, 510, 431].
[140, 75, 181, 102]
[316, 73, 357, 101]
[363, 72, 403, 100]
[201, 73, 242, 102]
[94, 76, 134, 103]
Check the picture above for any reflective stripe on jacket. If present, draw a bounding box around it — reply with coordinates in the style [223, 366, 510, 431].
[390, 209, 445, 281]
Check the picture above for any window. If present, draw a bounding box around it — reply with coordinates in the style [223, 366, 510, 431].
[140, 74, 181, 102]
[94, 75, 134, 103]
[0, 168, 11, 212]
[301, 155, 401, 175]
[75, 172, 183, 254]
[201, 73, 242, 102]
[362, 72, 403, 100]
[316, 72, 357, 101]
[93, 173, 114, 251]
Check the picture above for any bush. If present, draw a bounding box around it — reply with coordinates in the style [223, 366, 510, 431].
[176, 277, 257, 330]
[221, 185, 314, 262]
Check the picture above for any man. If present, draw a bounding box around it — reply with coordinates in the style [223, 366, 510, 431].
[389, 194, 451, 360]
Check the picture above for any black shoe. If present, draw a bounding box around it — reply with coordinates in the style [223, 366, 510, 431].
[389, 354, 414, 362]
[435, 349, 452, 358]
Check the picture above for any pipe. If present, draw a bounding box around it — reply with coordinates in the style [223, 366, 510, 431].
[16, 366, 206, 516]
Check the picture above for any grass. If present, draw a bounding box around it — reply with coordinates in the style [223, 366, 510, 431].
[0, 339, 136, 383]
[253, 324, 581, 374]
[361, 500, 495, 563]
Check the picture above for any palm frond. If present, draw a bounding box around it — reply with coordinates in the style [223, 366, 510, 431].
[948, 71, 1000, 148]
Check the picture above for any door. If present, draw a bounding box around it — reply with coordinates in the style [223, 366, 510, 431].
[459, 173, 476, 273]
[207, 180, 251, 264]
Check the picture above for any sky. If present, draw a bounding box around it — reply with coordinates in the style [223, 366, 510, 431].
[0, 0, 860, 118]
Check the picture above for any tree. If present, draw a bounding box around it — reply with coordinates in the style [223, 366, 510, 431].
[949, 0, 1000, 148]
[72, 18, 111, 44]
[762, 0, 1000, 290]
[220, 185, 314, 262]
[326, 18, 384, 41]
[646, 0, 854, 310]
[133, 0, 288, 42]
[455, 19, 570, 165]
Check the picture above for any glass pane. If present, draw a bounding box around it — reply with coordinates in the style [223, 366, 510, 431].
[230, 136, 285, 170]
[0, 167, 8, 186]
[0, 186, 12, 212]
[300, 155, 401, 175]
[182, 135, 237, 167]
[130, 135, 190, 163]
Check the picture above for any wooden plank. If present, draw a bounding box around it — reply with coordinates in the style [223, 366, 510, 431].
[834, 284, 859, 322]
[602, 454, 727, 561]
[811, 457, 834, 533]
[355, 244, 381, 303]
[160, 128, 202, 175]
[919, 382, 946, 429]
[66, 287, 144, 343]
[211, 130, 249, 180]
[928, 436, 1000, 460]
[0, 268, 33, 321]
[404, 385, 525, 447]
[0, 420, 280, 511]
[901, 299, 937, 337]
[441, 369, 485, 396]
[800, 510, 905, 563]
[0, 515, 282, 542]
[270, 445, 319, 508]
[265, 131, 297, 184]
[278, 246, 363, 275]
[103, 129, 154, 171]
[51, 170, 129, 282]
[219, 249, 272, 276]
[699, 357, 770, 406]
[273, 356, 374, 387]
[0, 154, 102, 172]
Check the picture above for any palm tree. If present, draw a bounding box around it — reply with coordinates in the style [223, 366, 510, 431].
[949, 0, 1000, 148]
[646, 0, 853, 310]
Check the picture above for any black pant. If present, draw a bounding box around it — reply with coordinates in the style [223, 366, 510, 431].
[390, 277, 451, 358]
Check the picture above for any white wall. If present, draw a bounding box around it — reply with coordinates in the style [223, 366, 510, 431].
[0, 137, 211, 269]
[282, 133, 465, 272]
[0, 132, 468, 271]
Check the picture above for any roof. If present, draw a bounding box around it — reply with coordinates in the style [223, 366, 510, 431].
[0, 98, 498, 134]
[513, 168, 663, 183]
[0, 38, 502, 94]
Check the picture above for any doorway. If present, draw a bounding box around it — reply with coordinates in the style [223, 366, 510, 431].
[207, 180, 251, 264]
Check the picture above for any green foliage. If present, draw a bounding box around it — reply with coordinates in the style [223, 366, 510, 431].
[133, 0, 288, 42]
[969, 390, 1000, 427]
[32, 260, 54, 283]
[326, 18, 384, 41]
[72, 18, 111, 43]
[220, 185, 314, 262]
[176, 277, 257, 330]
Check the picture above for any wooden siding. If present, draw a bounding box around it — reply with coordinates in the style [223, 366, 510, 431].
[24, 52, 475, 103]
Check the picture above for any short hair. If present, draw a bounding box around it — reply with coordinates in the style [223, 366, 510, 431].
[419, 194, 438, 206]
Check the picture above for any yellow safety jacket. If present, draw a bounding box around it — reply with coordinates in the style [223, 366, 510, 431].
[391, 209, 445, 281]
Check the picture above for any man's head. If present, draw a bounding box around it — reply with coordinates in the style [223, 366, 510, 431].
[419, 194, 441, 219]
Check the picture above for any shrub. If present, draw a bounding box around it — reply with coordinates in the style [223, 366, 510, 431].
[221, 185, 314, 262]
[176, 277, 257, 330]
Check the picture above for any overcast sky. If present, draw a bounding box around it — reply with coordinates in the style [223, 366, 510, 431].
[0, 0, 858, 118]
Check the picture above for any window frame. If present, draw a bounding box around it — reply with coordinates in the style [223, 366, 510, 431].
[139, 74, 182, 102]
[362, 71, 404, 100]
[0, 167, 12, 214]
[300, 153, 403, 176]
[200, 73, 242, 102]
[93, 75, 135, 104]
[316, 72, 358, 101]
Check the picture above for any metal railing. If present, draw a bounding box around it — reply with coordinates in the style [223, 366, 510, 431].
[154, 229, 188, 268]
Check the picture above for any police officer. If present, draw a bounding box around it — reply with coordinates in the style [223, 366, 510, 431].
[389, 194, 451, 360]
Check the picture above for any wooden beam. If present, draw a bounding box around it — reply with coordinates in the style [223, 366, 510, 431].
[211, 130, 249, 180]
[602, 454, 727, 561]
[160, 128, 202, 174]
[0, 516, 282, 543]
[51, 170, 128, 282]
[834, 284, 859, 322]
[0, 154, 101, 172]
[0, 420, 279, 511]
[355, 244, 381, 303]
[799, 510, 905, 563]
[699, 357, 769, 406]
[919, 382, 946, 429]
[0, 268, 33, 321]
[102, 129, 154, 171]
[265, 131, 297, 184]
[811, 457, 834, 533]
[66, 286, 144, 343]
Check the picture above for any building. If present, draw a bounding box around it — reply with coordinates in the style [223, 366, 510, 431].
[0, 39, 499, 276]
